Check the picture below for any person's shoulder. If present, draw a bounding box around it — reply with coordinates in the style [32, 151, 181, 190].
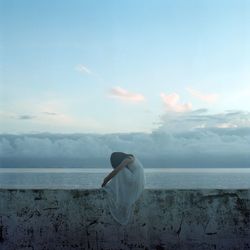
[130, 157, 141, 168]
[135, 158, 144, 168]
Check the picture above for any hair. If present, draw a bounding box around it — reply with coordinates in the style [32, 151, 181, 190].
[110, 152, 134, 169]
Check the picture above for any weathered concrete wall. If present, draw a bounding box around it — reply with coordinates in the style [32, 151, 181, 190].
[0, 189, 250, 250]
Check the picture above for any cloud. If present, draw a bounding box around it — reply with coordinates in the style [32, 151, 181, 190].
[1, 123, 250, 168]
[1, 100, 75, 125]
[109, 86, 145, 102]
[19, 115, 36, 120]
[187, 87, 219, 103]
[35, 100, 75, 125]
[42, 112, 58, 116]
[160, 93, 192, 112]
[1, 110, 250, 168]
[75, 64, 92, 74]
[1, 96, 249, 168]
[157, 109, 250, 133]
[0, 112, 36, 120]
[216, 123, 238, 128]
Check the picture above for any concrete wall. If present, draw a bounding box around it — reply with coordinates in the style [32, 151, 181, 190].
[0, 189, 250, 250]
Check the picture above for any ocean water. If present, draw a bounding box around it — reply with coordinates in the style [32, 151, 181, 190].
[0, 168, 250, 189]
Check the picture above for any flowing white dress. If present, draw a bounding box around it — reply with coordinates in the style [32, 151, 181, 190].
[102, 156, 145, 225]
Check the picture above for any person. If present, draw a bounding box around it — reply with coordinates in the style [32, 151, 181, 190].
[101, 152, 145, 225]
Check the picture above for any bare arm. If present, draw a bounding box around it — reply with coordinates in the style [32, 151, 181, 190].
[101, 156, 135, 187]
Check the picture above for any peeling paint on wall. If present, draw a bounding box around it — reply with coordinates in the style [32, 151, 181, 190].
[0, 189, 250, 249]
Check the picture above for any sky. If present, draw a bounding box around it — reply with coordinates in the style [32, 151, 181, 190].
[0, 0, 250, 134]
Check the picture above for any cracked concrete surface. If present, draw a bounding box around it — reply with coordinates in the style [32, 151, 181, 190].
[0, 189, 250, 249]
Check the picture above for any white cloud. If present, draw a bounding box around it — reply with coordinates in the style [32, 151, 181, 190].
[75, 64, 92, 74]
[157, 109, 250, 133]
[187, 87, 219, 103]
[160, 93, 192, 112]
[108, 86, 145, 102]
[1, 109, 250, 168]
[1, 124, 250, 168]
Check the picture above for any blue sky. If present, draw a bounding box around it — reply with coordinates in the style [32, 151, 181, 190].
[1, 0, 250, 133]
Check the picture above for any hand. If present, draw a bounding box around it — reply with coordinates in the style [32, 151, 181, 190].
[125, 156, 134, 164]
[101, 177, 108, 188]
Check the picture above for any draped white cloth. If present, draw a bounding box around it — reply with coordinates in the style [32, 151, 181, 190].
[102, 156, 145, 225]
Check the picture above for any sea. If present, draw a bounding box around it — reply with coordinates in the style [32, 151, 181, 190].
[0, 168, 250, 189]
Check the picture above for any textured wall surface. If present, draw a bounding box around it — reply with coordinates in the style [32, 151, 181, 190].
[0, 189, 250, 250]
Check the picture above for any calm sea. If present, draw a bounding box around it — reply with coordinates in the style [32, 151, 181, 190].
[0, 168, 250, 189]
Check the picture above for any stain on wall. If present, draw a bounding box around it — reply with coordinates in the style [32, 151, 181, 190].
[0, 189, 250, 249]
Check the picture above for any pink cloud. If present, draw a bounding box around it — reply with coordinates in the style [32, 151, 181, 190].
[216, 123, 238, 128]
[109, 86, 145, 102]
[160, 93, 192, 112]
[187, 87, 218, 103]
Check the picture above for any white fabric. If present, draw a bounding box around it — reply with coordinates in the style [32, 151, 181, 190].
[102, 156, 145, 225]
